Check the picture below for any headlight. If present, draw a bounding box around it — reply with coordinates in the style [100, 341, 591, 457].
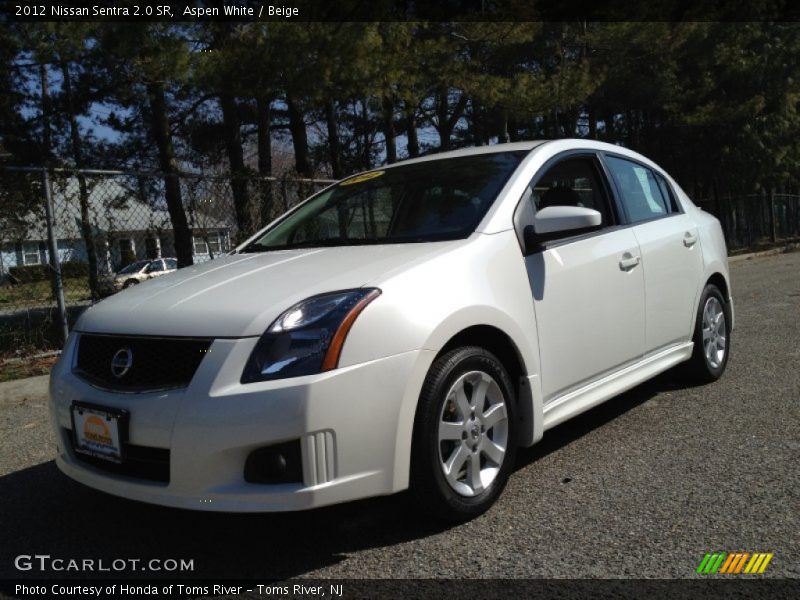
[241, 288, 381, 383]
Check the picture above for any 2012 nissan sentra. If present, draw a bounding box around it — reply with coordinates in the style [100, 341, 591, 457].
[49, 139, 733, 520]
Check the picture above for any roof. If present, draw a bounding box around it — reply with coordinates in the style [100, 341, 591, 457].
[383, 140, 549, 169]
[381, 139, 668, 179]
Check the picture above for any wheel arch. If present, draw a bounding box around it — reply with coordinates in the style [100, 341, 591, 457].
[427, 323, 540, 449]
[690, 270, 734, 336]
[707, 270, 735, 332]
[707, 271, 730, 302]
[437, 325, 525, 380]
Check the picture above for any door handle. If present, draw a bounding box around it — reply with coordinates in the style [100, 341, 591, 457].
[683, 232, 698, 247]
[619, 253, 641, 271]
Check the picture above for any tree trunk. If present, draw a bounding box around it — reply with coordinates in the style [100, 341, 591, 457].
[498, 108, 510, 143]
[146, 81, 193, 268]
[256, 97, 272, 177]
[436, 91, 450, 151]
[220, 93, 253, 241]
[768, 186, 777, 243]
[382, 96, 396, 164]
[626, 110, 636, 146]
[324, 98, 343, 178]
[287, 95, 312, 177]
[61, 61, 99, 298]
[509, 117, 521, 142]
[256, 95, 273, 225]
[558, 110, 575, 138]
[39, 65, 52, 163]
[604, 113, 615, 141]
[406, 110, 419, 158]
[361, 99, 371, 170]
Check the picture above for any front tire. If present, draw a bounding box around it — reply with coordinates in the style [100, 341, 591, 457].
[684, 283, 731, 383]
[411, 346, 517, 522]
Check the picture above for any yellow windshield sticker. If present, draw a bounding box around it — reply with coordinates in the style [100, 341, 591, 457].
[340, 170, 385, 186]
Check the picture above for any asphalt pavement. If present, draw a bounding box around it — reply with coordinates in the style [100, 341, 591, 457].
[0, 252, 797, 581]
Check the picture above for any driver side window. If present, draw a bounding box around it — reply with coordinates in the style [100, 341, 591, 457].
[527, 156, 612, 226]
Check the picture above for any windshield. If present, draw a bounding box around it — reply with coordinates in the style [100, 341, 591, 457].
[117, 260, 150, 275]
[241, 151, 526, 252]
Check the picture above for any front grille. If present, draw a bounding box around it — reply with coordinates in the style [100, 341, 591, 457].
[74, 334, 212, 392]
[66, 428, 170, 483]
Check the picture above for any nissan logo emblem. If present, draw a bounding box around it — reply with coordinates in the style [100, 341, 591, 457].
[110, 348, 133, 378]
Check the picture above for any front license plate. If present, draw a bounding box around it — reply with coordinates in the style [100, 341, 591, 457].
[71, 402, 128, 463]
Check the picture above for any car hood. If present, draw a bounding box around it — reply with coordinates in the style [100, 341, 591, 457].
[76, 242, 461, 338]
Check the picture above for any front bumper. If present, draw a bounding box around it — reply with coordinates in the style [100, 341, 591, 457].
[49, 335, 432, 512]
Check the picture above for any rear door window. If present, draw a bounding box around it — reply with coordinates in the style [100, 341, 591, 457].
[605, 156, 672, 223]
[653, 172, 679, 213]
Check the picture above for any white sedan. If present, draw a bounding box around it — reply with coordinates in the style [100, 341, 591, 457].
[97, 257, 178, 294]
[49, 140, 732, 520]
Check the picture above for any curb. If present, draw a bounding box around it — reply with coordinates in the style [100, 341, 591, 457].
[729, 243, 800, 264]
[2, 350, 61, 363]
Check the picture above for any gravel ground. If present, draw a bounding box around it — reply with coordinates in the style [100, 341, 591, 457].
[0, 252, 797, 582]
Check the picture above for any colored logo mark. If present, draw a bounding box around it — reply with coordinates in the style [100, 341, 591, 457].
[83, 415, 113, 446]
[697, 552, 774, 574]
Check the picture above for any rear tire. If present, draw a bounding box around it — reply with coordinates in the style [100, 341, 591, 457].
[411, 346, 517, 522]
[683, 283, 731, 383]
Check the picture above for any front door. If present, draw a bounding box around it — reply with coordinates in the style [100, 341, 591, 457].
[522, 155, 646, 403]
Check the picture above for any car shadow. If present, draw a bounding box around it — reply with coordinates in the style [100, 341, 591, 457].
[514, 370, 689, 467]
[0, 371, 693, 582]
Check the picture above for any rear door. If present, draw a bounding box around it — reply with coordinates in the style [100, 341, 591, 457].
[522, 153, 646, 403]
[603, 155, 703, 353]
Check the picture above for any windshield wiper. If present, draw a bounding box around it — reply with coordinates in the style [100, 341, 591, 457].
[239, 235, 455, 253]
[240, 238, 376, 252]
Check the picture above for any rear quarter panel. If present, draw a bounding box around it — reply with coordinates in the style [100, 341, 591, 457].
[675, 186, 734, 331]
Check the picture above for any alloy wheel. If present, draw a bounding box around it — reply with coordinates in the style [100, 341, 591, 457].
[702, 296, 726, 369]
[437, 370, 510, 497]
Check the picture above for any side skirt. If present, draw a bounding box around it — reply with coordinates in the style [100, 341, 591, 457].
[542, 342, 694, 431]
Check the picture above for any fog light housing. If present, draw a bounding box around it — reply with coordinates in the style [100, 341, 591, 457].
[244, 441, 303, 484]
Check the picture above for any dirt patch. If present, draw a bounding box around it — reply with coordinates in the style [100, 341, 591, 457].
[0, 355, 59, 382]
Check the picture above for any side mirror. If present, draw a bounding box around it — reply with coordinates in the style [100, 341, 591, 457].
[533, 206, 602, 235]
[522, 206, 602, 253]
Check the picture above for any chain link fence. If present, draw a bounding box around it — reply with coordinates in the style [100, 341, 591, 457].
[0, 167, 333, 355]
